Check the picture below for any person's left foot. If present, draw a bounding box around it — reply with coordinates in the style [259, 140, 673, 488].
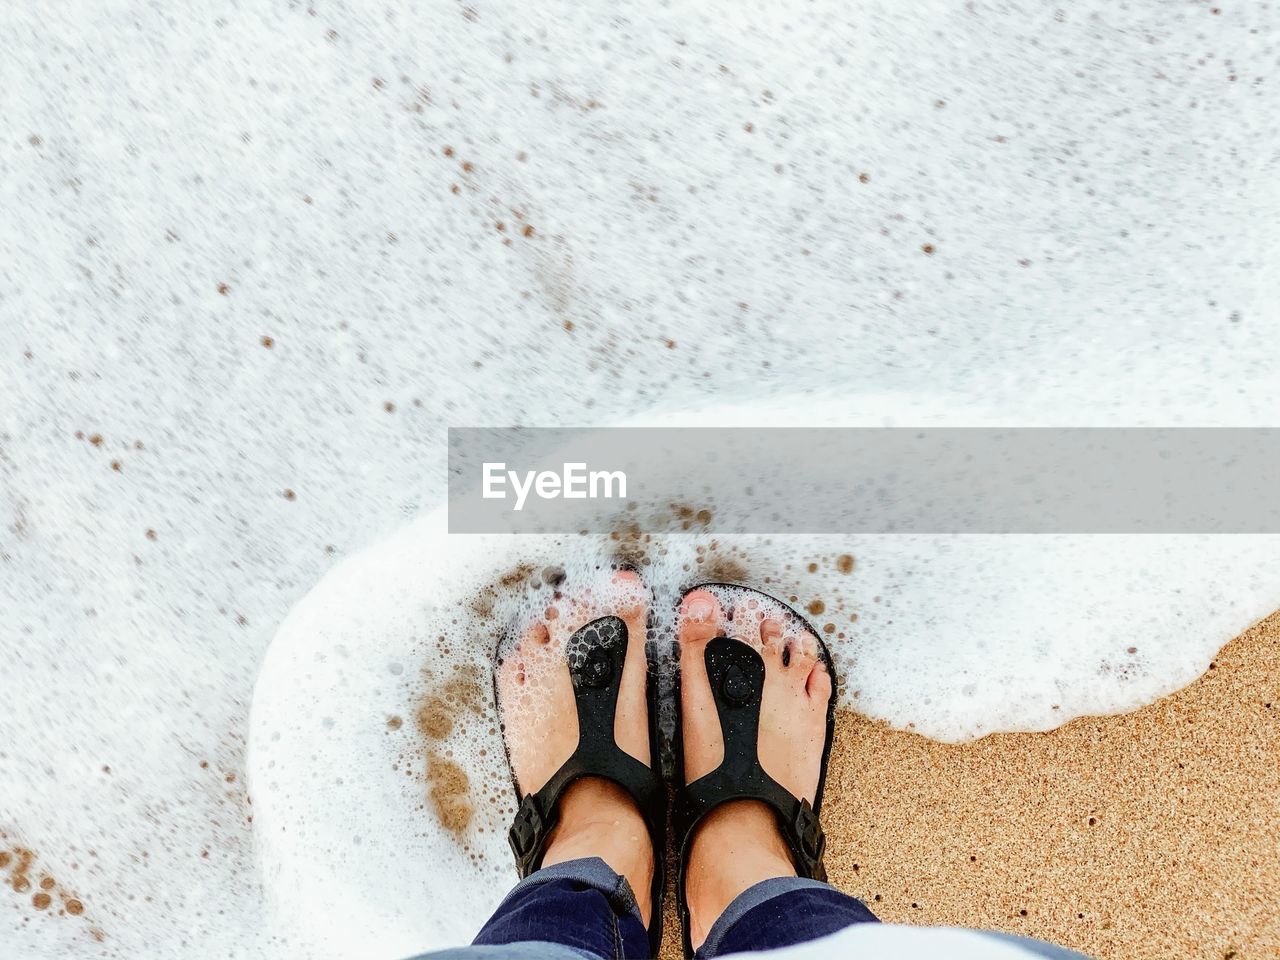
[496, 569, 656, 924]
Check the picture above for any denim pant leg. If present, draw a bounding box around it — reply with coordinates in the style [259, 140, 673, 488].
[407, 857, 650, 960]
[695, 877, 879, 958]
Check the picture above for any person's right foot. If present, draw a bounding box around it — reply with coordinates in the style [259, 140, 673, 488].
[677, 587, 833, 950]
[496, 569, 656, 925]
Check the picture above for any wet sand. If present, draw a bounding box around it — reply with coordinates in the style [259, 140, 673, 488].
[660, 611, 1280, 959]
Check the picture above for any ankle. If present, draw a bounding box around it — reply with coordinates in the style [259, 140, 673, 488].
[546, 778, 647, 839]
[543, 778, 655, 924]
[685, 801, 796, 949]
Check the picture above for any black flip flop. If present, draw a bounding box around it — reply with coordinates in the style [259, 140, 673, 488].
[495, 614, 667, 956]
[672, 584, 839, 959]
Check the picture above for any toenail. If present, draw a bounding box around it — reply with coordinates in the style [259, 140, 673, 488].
[688, 598, 713, 621]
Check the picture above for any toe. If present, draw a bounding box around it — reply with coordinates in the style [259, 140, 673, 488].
[499, 619, 551, 687]
[760, 631, 786, 675]
[784, 625, 818, 676]
[678, 589, 722, 644]
[678, 589, 726, 782]
[609, 569, 651, 767]
[498, 652, 525, 689]
[759, 616, 784, 657]
[612, 567, 642, 591]
[611, 569, 648, 636]
[520, 620, 556, 673]
[730, 599, 767, 652]
[805, 658, 833, 703]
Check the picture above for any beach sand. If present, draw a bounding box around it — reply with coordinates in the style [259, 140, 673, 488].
[659, 611, 1280, 960]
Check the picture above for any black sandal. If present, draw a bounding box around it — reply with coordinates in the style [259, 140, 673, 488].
[672, 584, 839, 959]
[496, 614, 667, 955]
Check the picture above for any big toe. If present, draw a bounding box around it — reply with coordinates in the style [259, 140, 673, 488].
[678, 589, 726, 782]
[607, 568, 652, 767]
[612, 568, 648, 638]
[678, 589, 722, 645]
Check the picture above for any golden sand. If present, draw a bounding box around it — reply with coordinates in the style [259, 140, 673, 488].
[660, 612, 1279, 959]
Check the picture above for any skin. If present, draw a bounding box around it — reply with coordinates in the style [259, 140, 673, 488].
[495, 576, 831, 949]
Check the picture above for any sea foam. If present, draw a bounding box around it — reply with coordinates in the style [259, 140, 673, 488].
[247, 403, 1280, 956]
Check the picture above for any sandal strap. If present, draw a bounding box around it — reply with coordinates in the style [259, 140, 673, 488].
[506, 616, 665, 878]
[677, 636, 830, 881]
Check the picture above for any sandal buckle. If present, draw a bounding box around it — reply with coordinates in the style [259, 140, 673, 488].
[509, 797, 543, 863]
[793, 800, 825, 870]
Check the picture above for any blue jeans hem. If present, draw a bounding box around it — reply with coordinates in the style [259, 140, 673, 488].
[696, 877, 833, 957]
[488, 857, 643, 928]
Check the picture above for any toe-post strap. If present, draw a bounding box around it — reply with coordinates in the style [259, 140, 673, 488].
[507, 616, 665, 879]
[677, 636, 830, 882]
[673, 631, 834, 958]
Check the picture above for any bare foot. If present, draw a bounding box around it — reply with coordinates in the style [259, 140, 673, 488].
[677, 587, 833, 950]
[496, 569, 656, 924]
